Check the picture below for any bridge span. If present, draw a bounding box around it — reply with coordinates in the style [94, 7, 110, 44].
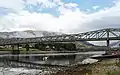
[0, 28, 120, 46]
[0, 51, 105, 57]
[0, 28, 119, 52]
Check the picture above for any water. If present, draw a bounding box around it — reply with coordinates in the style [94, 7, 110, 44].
[0, 51, 105, 75]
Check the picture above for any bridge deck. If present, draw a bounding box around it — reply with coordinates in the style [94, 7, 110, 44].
[0, 51, 105, 57]
[0, 28, 120, 45]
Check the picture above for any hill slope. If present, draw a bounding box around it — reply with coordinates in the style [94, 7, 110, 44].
[0, 30, 63, 38]
[0, 30, 95, 48]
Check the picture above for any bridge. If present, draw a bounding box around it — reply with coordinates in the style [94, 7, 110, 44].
[0, 51, 105, 57]
[0, 28, 120, 51]
[0, 28, 120, 45]
[0, 28, 119, 71]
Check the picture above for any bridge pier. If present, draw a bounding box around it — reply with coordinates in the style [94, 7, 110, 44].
[11, 44, 20, 61]
[107, 40, 110, 48]
[106, 29, 110, 49]
[25, 44, 29, 51]
[11, 44, 20, 54]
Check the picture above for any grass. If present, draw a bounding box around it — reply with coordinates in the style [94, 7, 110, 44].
[107, 71, 120, 75]
[0, 47, 41, 54]
[105, 59, 120, 75]
[0, 48, 39, 51]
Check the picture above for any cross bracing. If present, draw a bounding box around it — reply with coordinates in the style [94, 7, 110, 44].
[0, 28, 120, 45]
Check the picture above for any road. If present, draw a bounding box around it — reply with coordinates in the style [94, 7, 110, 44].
[0, 51, 105, 57]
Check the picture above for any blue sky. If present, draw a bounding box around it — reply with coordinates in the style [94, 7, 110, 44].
[22, 0, 117, 16]
[0, 0, 117, 16]
[63, 0, 115, 10]
[0, 0, 120, 33]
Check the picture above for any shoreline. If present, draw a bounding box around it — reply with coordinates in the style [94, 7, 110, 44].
[51, 58, 120, 75]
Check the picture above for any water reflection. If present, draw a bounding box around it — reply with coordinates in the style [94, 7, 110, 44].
[1, 54, 92, 66]
[0, 51, 105, 75]
[0, 51, 105, 66]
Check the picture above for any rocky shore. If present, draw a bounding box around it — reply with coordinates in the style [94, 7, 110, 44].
[0, 58, 120, 75]
[51, 58, 120, 75]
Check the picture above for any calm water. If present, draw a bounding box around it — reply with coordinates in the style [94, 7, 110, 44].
[0, 51, 105, 75]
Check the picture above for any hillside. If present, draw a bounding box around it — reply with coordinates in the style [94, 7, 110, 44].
[0, 30, 95, 49]
[0, 30, 63, 38]
[110, 41, 120, 48]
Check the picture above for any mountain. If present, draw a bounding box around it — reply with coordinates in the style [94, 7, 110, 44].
[0, 30, 95, 49]
[110, 41, 120, 48]
[0, 30, 63, 38]
[81, 41, 95, 46]
[74, 41, 95, 50]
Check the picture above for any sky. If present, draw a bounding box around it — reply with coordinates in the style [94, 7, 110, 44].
[0, 0, 120, 33]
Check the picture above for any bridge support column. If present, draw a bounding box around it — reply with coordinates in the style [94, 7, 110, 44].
[25, 44, 29, 51]
[106, 29, 110, 50]
[107, 40, 110, 47]
[12, 44, 19, 54]
[11, 44, 20, 61]
[25, 44, 30, 60]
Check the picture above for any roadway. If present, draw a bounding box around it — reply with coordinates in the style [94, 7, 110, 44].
[0, 28, 120, 45]
[0, 51, 105, 57]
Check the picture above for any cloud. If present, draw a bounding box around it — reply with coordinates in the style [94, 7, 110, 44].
[92, 6, 99, 10]
[2, 9, 86, 33]
[0, 0, 24, 11]
[24, 0, 62, 8]
[0, 0, 120, 34]
[75, 1, 120, 32]
[0, 7, 15, 16]
[58, 2, 79, 15]
[0, 0, 62, 11]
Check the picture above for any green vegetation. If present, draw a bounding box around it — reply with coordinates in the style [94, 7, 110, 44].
[106, 71, 120, 75]
[0, 47, 38, 51]
[105, 59, 120, 75]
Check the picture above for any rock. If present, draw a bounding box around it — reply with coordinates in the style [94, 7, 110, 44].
[82, 58, 98, 64]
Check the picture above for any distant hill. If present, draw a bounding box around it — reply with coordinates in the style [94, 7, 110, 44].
[0, 30, 63, 38]
[0, 30, 95, 48]
[74, 41, 95, 50]
[81, 41, 95, 46]
[110, 41, 120, 47]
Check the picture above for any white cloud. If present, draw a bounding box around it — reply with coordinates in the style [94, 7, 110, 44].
[0, 0, 62, 11]
[64, 3, 78, 8]
[92, 6, 99, 10]
[58, 3, 79, 15]
[0, 16, 17, 31]
[0, 0, 24, 11]
[0, 0, 120, 34]
[24, 0, 62, 8]
[77, 1, 120, 32]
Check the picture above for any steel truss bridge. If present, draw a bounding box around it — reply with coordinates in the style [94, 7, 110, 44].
[0, 28, 120, 47]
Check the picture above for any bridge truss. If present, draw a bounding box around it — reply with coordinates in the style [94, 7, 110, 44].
[0, 28, 120, 47]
